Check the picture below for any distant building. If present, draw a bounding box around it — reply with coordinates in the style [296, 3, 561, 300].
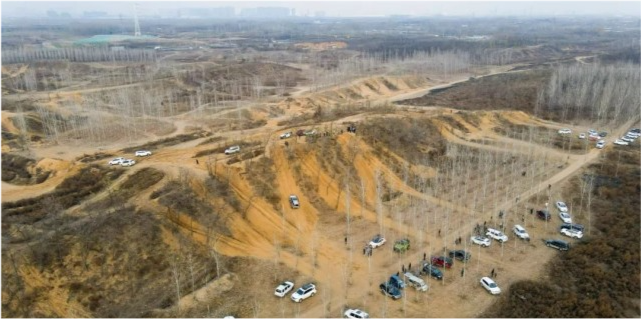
[83, 11, 108, 18]
[241, 7, 291, 18]
[181, 7, 235, 18]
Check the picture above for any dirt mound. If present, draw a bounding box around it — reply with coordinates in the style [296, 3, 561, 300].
[1, 153, 52, 185]
[281, 75, 430, 111]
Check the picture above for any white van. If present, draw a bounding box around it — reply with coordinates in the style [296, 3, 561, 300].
[403, 272, 428, 292]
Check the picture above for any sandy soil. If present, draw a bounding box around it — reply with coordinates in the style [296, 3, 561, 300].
[3, 60, 632, 317]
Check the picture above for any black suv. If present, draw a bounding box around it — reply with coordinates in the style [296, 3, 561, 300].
[448, 250, 471, 262]
[560, 223, 585, 232]
[545, 239, 570, 251]
[536, 210, 551, 221]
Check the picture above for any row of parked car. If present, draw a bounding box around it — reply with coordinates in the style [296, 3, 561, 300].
[373, 197, 584, 300]
[107, 150, 152, 167]
[614, 128, 640, 146]
[560, 127, 640, 148]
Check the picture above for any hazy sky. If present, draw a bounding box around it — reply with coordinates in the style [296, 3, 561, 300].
[2, 1, 640, 18]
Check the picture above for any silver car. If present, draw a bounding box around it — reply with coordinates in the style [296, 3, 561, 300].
[471, 235, 491, 247]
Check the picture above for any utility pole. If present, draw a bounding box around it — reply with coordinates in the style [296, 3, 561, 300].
[133, 4, 141, 36]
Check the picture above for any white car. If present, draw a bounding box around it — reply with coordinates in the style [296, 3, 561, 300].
[289, 195, 300, 209]
[471, 235, 491, 247]
[596, 140, 605, 149]
[280, 131, 292, 139]
[627, 131, 640, 138]
[622, 136, 634, 143]
[344, 309, 369, 319]
[225, 145, 241, 154]
[614, 139, 629, 146]
[480, 277, 501, 295]
[512, 225, 530, 240]
[560, 228, 583, 239]
[135, 150, 152, 157]
[368, 235, 386, 248]
[274, 281, 294, 297]
[559, 212, 572, 224]
[109, 157, 126, 165]
[555, 201, 568, 212]
[558, 128, 572, 134]
[588, 129, 597, 135]
[578, 133, 586, 139]
[291, 283, 316, 302]
[120, 159, 136, 167]
[486, 228, 508, 243]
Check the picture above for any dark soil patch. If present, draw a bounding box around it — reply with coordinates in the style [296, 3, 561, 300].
[121, 130, 212, 153]
[396, 70, 552, 114]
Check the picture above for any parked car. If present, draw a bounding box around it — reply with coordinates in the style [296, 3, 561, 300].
[109, 157, 126, 165]
[625, 133, 638, 139]
[598, 131, 607, 137]
[274, 281, 294, 297]
[448, 250, 471, 262]
[558, 128, 572, 134]
[279, 131, 292, 139]
[471, 235, 491, 247]
[304, 129, 317, 137]
[480, 277, 501, 295]
[291, 283, 316, 302]
[120, 159, 136, 167]
[393, 238, 410, 253]
[588, 129, 597, 135]
[545, 239, 570, 251]
[403, 272, 428, 291]
[344, 309, 369, 319]
[135, 150, 152, 157]
[560, 228, 583, 239]
[388, 274, 406, 289]
[614, 139, 629, 146]
[555, 201, 568, 212]
[486, 228, 508, 243]
[560, 223, 585, 232]
[289, 195, 300, 209]
[536, 210, 551, 221]
[296, 129, 305, 137]
[596, 140, 606, 149]
[379, 282, 402, 299]
[559, 212, 572, 224]
[622, 136, 634, 143]
[431, 256, 454, 268]
[512, 225, 530, 241]
[224, 145, 241, 154]
[630, 128, 641, 134]
[578, 133, 586, 139]
[368, 234, 386, 248]
[420, 262, 443, 280]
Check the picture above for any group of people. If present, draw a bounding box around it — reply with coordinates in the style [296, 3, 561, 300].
[363, 245, 373, 256]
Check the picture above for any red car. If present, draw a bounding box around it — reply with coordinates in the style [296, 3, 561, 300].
[431, 256, 454, 268]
